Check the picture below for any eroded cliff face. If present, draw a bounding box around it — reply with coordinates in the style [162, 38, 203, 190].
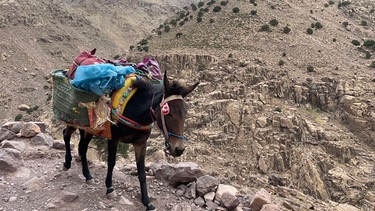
[145, 54, 375, 210]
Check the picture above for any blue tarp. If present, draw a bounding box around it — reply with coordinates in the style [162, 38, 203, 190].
[72, 64, 136, 95]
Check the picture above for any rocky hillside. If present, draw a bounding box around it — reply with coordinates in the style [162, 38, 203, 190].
[130, 0, 375, 210]
[0, 0, 198, 120]
[1, 0, 375, 210]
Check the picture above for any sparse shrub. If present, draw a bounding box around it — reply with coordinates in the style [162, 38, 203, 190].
[220, 1, 228, 6]
[198, 63, 206, 71]
[307, 65, 315, 72]
[342, 21, 349, 27]
[311, 23, 315, 28]
[372, 78, 375, 82]
[209, 19, 215, 23]
[213, 6, 222, 12]
[92, 138, 129, 161]
[129, 45, 135, 50]
[228, 53, 233, 58]
[232, 7, 240, 13]
[33, 105, 39, 111]
[278, 60, 285, 66]
[15, 114, 23, 121]
[46, 94, 52, 102]
[351, 40, 360, 46]
[139, 39, 148, 45]
[328, 1, 334, 5]
[361, 20, 367, 26]
[315, 22, 323, 29]
[283, 26, 291, 34]
[26, 108, 33, 114]
[364, 40, 375, 47]
[143, 46, 149, 52]
[198, 1, 204, 7]
[260, 24, 270, 32]
[370, 61, 375, 68]
[324, 3, 329, 7]
[198, 11, 204, 17]
[269, 19, 279, 26]
[274, 107, 282, 112]
[170, 20, 177, 26]
[164, 26, 170, 32]
[207, 0, 216, 6]
[176, 32, 183, 38]
[197, 17, 203, 22]
[338, 1, 351, 8]
[191, 3, 197, 11]
[365, 52, 371, 59]
[306, 28, 313, 34]
[179, 12, 186, 19]
[310, 10, 313, 14]
[179, 21, 185, 26]
[113, 55, 120, 60]
[251, 10, 257, 15]
[333, 38, 337, 42]
[282, 52, 286, 57]
[250, 0, 256, 3]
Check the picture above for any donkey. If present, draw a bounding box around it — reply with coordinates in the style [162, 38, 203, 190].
[62, 70, 199, 210]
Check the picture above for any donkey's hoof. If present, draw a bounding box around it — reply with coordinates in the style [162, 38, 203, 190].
[62, 163, 70, 171]
[86, 179, 95, 185]
[146, 203, 156, 211]
[106, 191, 117, 199]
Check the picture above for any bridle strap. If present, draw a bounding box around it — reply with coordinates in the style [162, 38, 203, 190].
[150, 94, 186, 144]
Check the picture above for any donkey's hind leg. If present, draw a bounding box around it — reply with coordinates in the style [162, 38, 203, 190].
[78, 129, 94, 184]
[63, 126, 77, 171]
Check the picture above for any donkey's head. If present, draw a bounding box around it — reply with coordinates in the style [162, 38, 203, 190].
[156, 71, 199, 157]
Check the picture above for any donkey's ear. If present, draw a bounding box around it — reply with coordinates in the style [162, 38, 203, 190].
[181, 81, 199, 98]
[163, 70, 171, 92]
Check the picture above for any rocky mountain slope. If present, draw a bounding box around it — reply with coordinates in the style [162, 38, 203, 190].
[1, 0, 375, 210]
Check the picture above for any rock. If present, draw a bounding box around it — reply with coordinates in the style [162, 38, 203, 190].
[220, 192, 240, 210]
[196, 175, 219, 196]
[52, 140, 65, 150]
[1, 121, 23, 133]
[0, 148, 22, 172]
[20, 123, 41, 137]
[24, 177, 45, 191]
[30, 133, 53, 147]
[119, 196, 133, 206]
[184, 182, 196, 199]
[60, 191, 78, 202]
[215, 184, 238, 203]
[250, 189, 272, 211]
[0, 128, 17, 141]
[171, 202, 192, 211]
[206, 201, 219, 211]
[18, 104, 30, 111]
[260, 204, 282, 211]
[204, 191, 215, 202]
[152, 161, 203, 187]
[0, 140, 26, 152]
[194, 197, 205, 207]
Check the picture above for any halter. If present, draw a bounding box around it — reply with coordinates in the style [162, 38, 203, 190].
[150, 94, 187, 148]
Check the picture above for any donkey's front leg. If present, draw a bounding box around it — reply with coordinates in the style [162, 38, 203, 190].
[63, 126, 76, 171]
[134, 142, 156, 211]
[78, 129, 94, 184]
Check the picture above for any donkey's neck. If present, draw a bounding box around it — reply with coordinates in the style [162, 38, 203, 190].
[122, 83, 163, 126]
